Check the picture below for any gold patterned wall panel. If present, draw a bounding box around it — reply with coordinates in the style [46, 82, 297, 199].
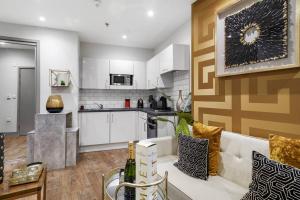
[192, 0, 300, 139]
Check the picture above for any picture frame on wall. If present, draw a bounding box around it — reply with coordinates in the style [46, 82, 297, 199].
[215, 0, 300, 77]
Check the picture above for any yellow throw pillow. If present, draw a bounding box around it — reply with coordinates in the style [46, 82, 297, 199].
[269, 134, 300, 169]
[193, 122, 222, 176]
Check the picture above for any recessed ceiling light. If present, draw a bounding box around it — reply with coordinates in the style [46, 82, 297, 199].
[0, 42, 6, 45]
[39, 16, 46, 22]
[147, 10, 154, 17]
[122, 35, 127, 39]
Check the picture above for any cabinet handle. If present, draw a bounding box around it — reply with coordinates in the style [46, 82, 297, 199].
[107, 113, 109, 123]
[144, 122, 146, 132]
[111, 113, 114, 123]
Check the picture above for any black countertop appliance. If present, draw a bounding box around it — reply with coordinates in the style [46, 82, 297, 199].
[137, 98, 144, 108]
[157, 96, 168, 110]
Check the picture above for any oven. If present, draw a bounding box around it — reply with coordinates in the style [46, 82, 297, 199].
[147, 114, 157, 139]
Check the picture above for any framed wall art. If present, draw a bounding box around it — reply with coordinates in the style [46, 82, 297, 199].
[215, 0, 300, 77]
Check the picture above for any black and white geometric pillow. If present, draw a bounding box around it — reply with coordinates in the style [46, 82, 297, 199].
[174, 134, 209, 180]
[241, 151, 300, 200]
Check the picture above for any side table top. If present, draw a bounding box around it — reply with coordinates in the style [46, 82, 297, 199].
[0, 167, 47, 199]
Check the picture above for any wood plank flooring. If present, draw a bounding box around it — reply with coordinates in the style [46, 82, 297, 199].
[3, 135, 128, 200]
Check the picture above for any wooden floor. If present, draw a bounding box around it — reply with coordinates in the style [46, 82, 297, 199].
[3, 135, 128, 200]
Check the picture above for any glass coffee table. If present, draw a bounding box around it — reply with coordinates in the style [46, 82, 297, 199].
[102, 168, 168, 200]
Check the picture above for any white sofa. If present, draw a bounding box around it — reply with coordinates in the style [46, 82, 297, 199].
[148, 131, 269, 200]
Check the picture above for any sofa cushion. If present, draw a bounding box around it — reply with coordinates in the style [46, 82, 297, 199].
[157, 155, 248, 200]
[193, 122, 223, 176]
[175, 134, 209, 180]
[269, 134, 300, 169]
[241, 151, 300, 200]
[218, 131, 269, 188]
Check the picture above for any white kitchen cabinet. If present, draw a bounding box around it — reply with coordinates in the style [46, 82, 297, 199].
[81, 58, 109, 89]
[159, 44, 189, 74]
[110, 112, 137, 143]
[137, 112, 147, 140]
[79, 112, 110, 146]
[146, 55, 173, 89]
[157, 115, 175, 137]
[133, 61, 146, 89]
[110, 60, 134, 75]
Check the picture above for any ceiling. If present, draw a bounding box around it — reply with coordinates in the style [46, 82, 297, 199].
[0, 0, 192, 49]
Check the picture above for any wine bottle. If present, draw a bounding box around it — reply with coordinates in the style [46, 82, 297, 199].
[124, 141, 136, 200]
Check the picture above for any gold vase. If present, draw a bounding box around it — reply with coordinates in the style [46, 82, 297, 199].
[46, 95, 64, 113]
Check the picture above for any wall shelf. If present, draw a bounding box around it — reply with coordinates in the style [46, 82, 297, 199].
[49, 69, 71, 87]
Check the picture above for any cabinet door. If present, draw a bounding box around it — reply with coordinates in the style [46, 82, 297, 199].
[157, 116, 175, 137]
[110, 60, 134, 74]
[81, 58, 98, 89]
[133, 61, 146, 89]
[159, 45, 173, 74]
[138, 114, 147, 141]
[146, 56, 159, 89]
[110, 112, 136, 143]
[97, 59, 110, 89]
[79, 113, 110, 146]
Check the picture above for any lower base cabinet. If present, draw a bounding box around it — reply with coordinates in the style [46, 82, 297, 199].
[79, 112, 110, 146]
[110, 112, 136, 143]
[157, 116, 176, 137]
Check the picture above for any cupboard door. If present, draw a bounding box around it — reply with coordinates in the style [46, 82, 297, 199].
[110, 112, 136, 143]
[133, 61, 146, 89]
[79, 112, 110, 146]
[81, 58, 98, 89]
[159, 45, 173, 74]
[146, 56, 159, 89]
[97, 59, 110, 89]
[110, 60, 134, 74]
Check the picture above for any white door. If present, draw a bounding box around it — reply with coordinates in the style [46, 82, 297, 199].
[110, 60, 134, 74]
[97, 59, 110, 89]
[133, 61, 146, 89]
[110, 112, 136, 143]
[81, 58, 98, 89]
[79, 112, 110, 146]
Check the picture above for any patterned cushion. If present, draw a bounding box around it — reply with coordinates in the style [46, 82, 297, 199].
[193, 122, 222, 176]
[241, 151, 300, 200]
[269, 134, 300, 169]
[174, 134, 209, 180]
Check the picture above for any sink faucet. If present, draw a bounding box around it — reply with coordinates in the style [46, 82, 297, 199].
[94, 103, 103, 110]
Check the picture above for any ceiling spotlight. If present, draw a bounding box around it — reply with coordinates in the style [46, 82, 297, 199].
[0, 42, 6, 45]
[147, 10, 154, 17]
[122, 35, 127, 39]
[94, 0, 101, 7]
[39, 16, 46, 22]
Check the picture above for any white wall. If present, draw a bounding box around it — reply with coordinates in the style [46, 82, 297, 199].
[0, 22, 80, 127]
[80, 42, 154, 61]
[154, 20, 191, 107]
[0, 48, 35, 132]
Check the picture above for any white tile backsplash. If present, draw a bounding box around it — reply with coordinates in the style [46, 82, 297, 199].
[79, 70, 190, 110]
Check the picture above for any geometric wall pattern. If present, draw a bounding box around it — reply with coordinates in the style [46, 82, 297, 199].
[192, 0, 300, 139]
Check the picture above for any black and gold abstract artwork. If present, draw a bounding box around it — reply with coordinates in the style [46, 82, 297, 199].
[225, 0, 288, 68]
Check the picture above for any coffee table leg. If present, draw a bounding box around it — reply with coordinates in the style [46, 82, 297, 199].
[43, 171, 47, 200]
[37, 190, 41, 200]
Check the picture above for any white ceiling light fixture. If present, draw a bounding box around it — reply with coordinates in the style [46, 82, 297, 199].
[147, 10, 154, 17]
[0, 42, 6, 45]
[122, 35, 127, 39]
[39, 16, 46, 22]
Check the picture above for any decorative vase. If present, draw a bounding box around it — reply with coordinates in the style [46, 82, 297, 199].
[176, 90, 184, 112]
[46, 95, 64, 113]
[0, 133, 4, 184]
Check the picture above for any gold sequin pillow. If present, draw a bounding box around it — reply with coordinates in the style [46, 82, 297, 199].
[193, 122, 222, 176]
[269, 134, 300, 169]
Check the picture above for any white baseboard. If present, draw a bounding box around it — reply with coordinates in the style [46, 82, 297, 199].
[80, 142, 128, 153]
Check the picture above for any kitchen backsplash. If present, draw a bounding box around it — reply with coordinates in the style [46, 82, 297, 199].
[79, 70, 190, 109]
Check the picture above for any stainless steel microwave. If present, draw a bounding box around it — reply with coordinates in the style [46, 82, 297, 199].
[110, 74, 133, 86]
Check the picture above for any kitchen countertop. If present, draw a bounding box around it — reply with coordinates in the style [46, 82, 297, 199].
[78, 107, 176, 116]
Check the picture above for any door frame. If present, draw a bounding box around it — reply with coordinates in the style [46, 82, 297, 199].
[0, 36, 40, 134]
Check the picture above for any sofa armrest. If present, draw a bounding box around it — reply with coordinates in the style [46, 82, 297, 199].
[145, 136, 178, 157]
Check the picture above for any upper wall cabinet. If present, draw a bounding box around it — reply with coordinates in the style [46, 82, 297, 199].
[110, 60, 134, 75]
[81, 58, 109, 89]
[133, 61, 146, 89]
[159, 44, 190, 74]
